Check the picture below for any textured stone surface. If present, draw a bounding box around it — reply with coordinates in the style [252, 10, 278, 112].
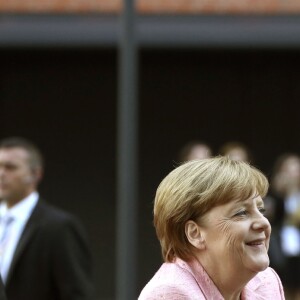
[0, 0, 300, 13]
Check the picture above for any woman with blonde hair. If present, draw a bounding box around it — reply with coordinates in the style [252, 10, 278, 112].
[139, 156, 284, 299]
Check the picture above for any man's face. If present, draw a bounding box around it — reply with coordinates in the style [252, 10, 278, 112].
[0, 147, 35, 206]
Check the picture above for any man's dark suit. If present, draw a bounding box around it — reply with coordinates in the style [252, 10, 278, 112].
[4, 199, 95, 300]
[0, 278, 7, 300]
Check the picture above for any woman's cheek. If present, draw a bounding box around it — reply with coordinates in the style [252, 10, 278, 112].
[216, 219, 238, 247]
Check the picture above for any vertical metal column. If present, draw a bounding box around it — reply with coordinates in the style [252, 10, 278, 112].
[116, 0, 138, 299]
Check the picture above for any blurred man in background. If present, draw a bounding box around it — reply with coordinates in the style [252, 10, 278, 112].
[178, 140, 212, 163]
[0, 278, 6, 300]
[0, 137, 95, 300]
[219, 141, 252, 162]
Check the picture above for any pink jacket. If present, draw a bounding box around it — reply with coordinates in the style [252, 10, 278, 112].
[138, 258, 285, 299]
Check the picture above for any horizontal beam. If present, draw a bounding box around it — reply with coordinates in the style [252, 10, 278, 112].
[1, 14, 300, 48]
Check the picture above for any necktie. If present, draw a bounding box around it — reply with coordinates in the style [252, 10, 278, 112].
[0, 215, 14, 275]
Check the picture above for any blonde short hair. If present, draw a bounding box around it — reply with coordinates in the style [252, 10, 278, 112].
[154, 156, 269, 262]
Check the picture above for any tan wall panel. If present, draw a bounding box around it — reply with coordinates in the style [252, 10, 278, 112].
[0, 0, 300, 13]
[0, 0, 121, 13]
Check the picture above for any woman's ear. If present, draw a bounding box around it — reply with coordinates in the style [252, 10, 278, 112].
[185, 220, 206, 250]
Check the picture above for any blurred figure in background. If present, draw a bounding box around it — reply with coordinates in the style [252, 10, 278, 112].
[178, 140, 212, 163]
[267, 153, 300, 300]
[0, 137, 96, 300]
[219, 141, 252, 162]
[0, 278, 6, 300]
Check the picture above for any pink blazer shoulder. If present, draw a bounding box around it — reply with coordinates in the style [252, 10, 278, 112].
[138, 258, 285, 300]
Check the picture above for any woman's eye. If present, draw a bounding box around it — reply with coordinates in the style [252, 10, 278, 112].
[234, 210, 247, 217]
[259, 208, 266, 215]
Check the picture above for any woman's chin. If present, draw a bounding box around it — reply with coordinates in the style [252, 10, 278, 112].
[248, 258, 269, 273]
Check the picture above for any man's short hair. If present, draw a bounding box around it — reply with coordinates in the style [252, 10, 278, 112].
[0, 137, 44, 170]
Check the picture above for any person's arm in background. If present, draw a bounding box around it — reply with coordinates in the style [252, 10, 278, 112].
[50, 214, 96, 300]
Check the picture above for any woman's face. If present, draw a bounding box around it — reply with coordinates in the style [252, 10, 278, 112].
[199, 194, 271, 275]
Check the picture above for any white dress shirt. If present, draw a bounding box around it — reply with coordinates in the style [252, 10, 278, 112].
[281, 192, 300, 256]
[0, 192, 39, 284]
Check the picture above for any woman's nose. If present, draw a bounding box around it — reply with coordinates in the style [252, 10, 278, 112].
[252, 213, 271, 231]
